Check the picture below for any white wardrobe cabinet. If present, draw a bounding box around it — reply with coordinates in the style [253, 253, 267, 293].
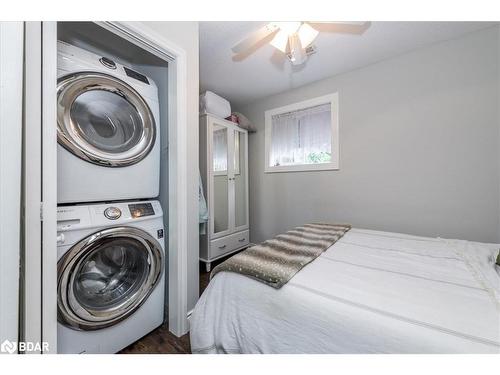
[199, 114, 249, 272]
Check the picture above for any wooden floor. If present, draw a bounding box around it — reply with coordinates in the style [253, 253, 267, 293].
[119, 323, 191, 354]
[119, 257, 225, 354]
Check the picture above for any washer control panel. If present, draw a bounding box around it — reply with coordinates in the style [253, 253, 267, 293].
[58, 201, 162, 233]
[104, 206, 122, 220]
[128, 203, 155, 219]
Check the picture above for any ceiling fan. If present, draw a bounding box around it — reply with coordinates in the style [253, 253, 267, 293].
[231, 21, 368, 66]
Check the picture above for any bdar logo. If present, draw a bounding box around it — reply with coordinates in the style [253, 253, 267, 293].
[1, 339, 17, 354]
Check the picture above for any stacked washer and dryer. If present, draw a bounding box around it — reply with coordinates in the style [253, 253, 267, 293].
[56, 41, 165, 354]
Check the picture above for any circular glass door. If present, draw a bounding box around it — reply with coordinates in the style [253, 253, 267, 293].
[58, 227, 163, 331]
[57, 72, 156, 167]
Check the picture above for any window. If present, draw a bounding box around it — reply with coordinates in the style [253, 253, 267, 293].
[265, 93, 339, 173]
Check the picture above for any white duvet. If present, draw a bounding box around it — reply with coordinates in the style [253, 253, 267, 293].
[190, 229, 500, 353]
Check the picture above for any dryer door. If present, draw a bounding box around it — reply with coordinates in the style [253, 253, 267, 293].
[57, 227, 163, 331]
[57, 72, 156, 167]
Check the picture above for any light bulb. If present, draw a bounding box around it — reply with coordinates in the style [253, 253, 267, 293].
[288, 34, 307, 65]
[270, 29, 289, 53]
[297, 23, 319, 47]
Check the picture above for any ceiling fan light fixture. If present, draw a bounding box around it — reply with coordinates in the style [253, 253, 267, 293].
[288, 33, 307, 66]
[270, 29, 289, 53]
[231, 20, 369, 59]
[298, 23, 319, 47]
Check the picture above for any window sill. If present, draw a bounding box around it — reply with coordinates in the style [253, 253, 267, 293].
[213, 171, 241, 176]
[264, 163, 339, 173]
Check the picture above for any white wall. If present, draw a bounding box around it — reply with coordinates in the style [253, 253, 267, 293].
[140, 22, 200, 312]
[498, 26, 500, 239]
[0, 22, 23, 349]
[238, 26, 500, 244]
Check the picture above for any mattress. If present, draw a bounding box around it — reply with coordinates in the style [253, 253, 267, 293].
[189, 229, 500, 353]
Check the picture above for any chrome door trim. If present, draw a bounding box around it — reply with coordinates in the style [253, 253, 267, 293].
[57, 226, 163, 331]
[57, 71, 156, 167]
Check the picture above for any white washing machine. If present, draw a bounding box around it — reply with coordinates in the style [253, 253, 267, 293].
[57, 200, 165, 354]
[57, 41, 160, 204]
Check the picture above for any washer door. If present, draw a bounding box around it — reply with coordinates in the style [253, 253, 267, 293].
[58, 227, 163, 331]
[57, 72, 156, 167]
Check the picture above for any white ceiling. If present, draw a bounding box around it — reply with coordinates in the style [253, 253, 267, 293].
[199, 21, 497, 107]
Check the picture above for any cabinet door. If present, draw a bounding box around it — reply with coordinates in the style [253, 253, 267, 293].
[233, 128, 249, 231]
[209, 120, 232, 239]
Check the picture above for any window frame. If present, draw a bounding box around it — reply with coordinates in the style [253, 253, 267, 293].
[264, 92, 339, 173]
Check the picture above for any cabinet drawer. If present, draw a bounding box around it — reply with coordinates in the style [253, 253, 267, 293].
[229, 230, 249, 249]
[210, 230, 249, 259]
[210, 237, 232, 259]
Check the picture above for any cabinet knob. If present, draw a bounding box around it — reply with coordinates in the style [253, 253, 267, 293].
[238, 238, 246, 242]
[218, 245, 226, 249]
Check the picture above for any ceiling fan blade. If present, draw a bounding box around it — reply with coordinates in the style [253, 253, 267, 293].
[307, 21, 371, 35]
[308, 21, 368, 26]
[231, 23, 280, 54]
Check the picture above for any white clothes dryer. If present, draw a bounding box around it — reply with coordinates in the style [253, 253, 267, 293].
[57, 41, 161, 203]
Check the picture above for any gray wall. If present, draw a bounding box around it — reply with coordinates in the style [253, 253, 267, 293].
[238, 26, 500, 244]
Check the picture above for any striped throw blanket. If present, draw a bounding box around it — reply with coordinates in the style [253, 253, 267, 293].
[211, 223, 351, 288]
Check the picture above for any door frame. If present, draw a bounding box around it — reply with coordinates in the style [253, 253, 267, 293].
[23, 21, 58, 354]
[24, 21, 190, 353]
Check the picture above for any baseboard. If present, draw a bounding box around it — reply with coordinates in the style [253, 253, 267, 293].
[186, 309, 194, 330]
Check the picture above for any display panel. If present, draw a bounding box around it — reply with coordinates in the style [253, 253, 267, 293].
[124, 67, 149, 84]
[128, 203, 155, 218]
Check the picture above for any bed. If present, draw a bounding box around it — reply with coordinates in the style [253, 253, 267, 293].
[189, 228, 500, 354]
